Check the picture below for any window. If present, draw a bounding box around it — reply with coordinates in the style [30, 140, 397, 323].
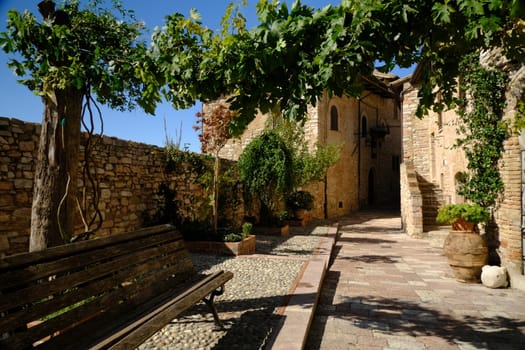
[361, 115, 368, 137]
[436, 93, 443, 130]
[330, 105, 339, 131]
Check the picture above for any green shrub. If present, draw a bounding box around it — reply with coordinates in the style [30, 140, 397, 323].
[220, 223, 254, 242]
[242, 222, 253, 237]
[286, 191, 314, 210]
[436, 203, 490, 224]
[222, 232, 245, 242]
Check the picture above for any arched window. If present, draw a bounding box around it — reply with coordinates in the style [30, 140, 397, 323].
[330, 105, 339, 131]
[361, 115, 368, 137]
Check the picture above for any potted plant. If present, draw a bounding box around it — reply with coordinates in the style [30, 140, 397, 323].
[436, 203, 490, 232]
[436, 203, 490, 283]
[286, 190, 314, 221]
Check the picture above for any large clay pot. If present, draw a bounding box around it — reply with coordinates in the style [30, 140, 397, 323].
[443, 230, 488, 283]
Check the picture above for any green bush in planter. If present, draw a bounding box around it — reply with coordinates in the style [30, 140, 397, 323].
[222, 222, 253, 242]
[242, 222, 253, 237]
[436, 203, 490, 224]
[286, 191, 314, 211]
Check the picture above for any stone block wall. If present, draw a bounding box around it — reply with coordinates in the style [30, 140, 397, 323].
[497, 135, 522, 275]
[0, 117, 244, 257]
[0, 118, 39, 254]
[400, 162, 423, 236]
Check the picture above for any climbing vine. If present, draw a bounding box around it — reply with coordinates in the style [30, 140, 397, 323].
[455, 52, 509, 208]
[512, 100, 525, 133]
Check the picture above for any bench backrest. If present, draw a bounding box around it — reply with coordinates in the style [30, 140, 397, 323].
[0, 224, 194, 349]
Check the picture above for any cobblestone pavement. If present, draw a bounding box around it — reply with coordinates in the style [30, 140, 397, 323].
[305, 211, 525, 350]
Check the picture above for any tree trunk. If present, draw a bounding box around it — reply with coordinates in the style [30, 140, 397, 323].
[29, 88, 83, 252]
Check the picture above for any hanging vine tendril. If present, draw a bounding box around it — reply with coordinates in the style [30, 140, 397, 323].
[72, 87, 104, 241]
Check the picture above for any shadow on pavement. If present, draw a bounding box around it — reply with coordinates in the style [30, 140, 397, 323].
[307, 268, 525, 349]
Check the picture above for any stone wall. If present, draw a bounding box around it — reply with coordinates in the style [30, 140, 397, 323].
[498, 135, 522, 275]
[0, 117, 244, 257]
[0, 118, 38, 255]
[400, 162, 423, 236]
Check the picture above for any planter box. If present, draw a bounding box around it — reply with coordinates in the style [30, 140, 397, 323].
[185, 235, 256, 256]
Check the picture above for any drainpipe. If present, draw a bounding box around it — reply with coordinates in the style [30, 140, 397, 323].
[323, 175, 328, 219]
[323, 100, 328, 219]
[519, 132, 525, 276]
[357, 97, 361, 209]
[357, 92, 373, 209]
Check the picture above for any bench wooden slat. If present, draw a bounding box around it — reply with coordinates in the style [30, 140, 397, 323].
[36, 271, 234, 350]
[109, 271, 234, 350]
[0, 237, 188, 313]
[0, 224, 233, 350]
[0, 246, 192, 333]
[3, 265, 197, 350]
[0, 225, 180, 290]
[0, 225, 175, 271]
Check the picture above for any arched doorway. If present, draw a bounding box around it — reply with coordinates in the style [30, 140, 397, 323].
[368, 168, 375, 206]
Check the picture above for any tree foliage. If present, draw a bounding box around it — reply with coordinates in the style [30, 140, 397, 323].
[195, 103, 236, 155]
[238, 118, 340, 220]
[0, 0, 149, 111]
[180, 0, 523, 129]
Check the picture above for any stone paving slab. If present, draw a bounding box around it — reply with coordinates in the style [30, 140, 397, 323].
[305, 211, 525, 350]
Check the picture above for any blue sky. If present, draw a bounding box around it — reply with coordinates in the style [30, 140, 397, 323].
[0, 1, 413, 153]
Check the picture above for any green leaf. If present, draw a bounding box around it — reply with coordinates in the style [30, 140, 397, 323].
[459, 0, 485, 17]
[432, 1, 456, 23]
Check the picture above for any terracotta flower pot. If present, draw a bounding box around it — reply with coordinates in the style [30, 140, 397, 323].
[452, 217, 475, 232]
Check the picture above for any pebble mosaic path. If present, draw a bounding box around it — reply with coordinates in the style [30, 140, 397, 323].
[138, 234, 322, 350]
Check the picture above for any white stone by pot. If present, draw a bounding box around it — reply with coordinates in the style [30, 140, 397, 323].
[481, 265, 508, 288]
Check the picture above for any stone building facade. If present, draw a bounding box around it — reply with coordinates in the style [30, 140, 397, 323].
[208, 73, 403, 219]
[400, 62, 525, 289]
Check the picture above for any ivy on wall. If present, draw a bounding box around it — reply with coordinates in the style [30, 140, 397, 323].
[145, 147, 244, 239]
[455, 52, 509, 208]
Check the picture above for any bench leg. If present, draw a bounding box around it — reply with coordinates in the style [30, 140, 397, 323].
[202, 286, 225, 330]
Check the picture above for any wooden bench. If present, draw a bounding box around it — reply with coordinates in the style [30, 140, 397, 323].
[0, 224, 233, 350]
